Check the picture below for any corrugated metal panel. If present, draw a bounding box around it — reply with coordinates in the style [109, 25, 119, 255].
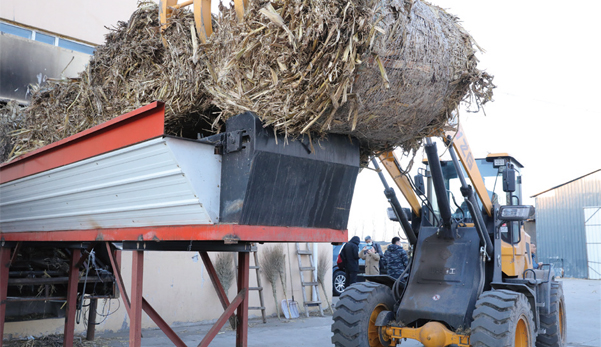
[584, 207, 601, 279]
[535, 170, 601, 278]
[0, 137, 221, 232]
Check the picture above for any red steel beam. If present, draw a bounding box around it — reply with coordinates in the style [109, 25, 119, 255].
[63, 249, 81, 347]
[236, 252, 250, 347]
[0, 224, 347, 243]
[105, 243, 131, 316]
[130, 251, 144, 347]
[198, 289, 246, 347]
[0, 101, 165, 184]
[200, 252, 232, 309]
[142, 298, 186, 347]
[107, 243, 186, 347]
[0, 246, 11, 343]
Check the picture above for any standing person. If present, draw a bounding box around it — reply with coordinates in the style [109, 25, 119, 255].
[365, 235, 383, 258]
[341, 236, 361, 286]
[385, 237, 409, 279]
[360, 242, 381, 275]
[531, 243, 541, 269]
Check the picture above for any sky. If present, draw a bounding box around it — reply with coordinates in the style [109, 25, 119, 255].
[347, 0, 601, 241]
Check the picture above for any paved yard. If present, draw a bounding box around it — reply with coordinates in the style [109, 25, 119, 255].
[5, 278, 600, 346]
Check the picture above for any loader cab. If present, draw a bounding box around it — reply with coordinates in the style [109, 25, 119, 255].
[422, 153, 523, 227]
[422, 153, 534, 276]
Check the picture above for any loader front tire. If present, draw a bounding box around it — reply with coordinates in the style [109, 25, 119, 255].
[536, 281, 566, 347]
[331, 282, 395, 347]
[470, 289, 535, 347]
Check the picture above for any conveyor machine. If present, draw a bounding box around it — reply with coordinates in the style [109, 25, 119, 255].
[0, 101, 360, 346]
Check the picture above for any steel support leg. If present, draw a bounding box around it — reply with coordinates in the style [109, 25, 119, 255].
[86, 298, 98, 341]
[64, 249, 81, 347]
[236, 252, 250, 347]
[106, 244, 185, 346]
[130, 251, 144, 347]
[0, 246, 11, 346]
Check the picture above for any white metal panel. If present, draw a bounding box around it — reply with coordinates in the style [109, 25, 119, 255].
[584, 207, 601, 279]
[164, 137, 221, 223]
[0, 137, 221, 232]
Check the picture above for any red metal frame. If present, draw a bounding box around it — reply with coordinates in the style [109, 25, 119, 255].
[130, 251, 144, 347]
[0, 224, 347, 243]
[102, 242, 252, 347]
[63, 249, 81, 346]
[236, 252, 250, 347]
[0, 101, 165, 184]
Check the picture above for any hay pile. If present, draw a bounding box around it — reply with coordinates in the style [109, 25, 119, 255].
[1, 0, 493, 163]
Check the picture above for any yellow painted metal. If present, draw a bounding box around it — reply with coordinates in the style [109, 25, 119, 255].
[368, 304, 388, 347]
[159, 0, 178, 46]
[501, 230, 531, 277]
[234, 0, 248, 22]
[515, 317, 530, 347]
[172, 0, 194, 9]
[194, 0, 213, 44]
[384, 322, 469, 347]
[445, 125, 493, 217]
[378, 152, 421, 217]
[159, 0, 213, 45]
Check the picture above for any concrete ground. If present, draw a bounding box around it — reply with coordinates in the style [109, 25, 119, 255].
[8, 278, 600, 346]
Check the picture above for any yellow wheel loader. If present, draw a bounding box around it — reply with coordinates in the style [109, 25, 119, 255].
[331, 126, 566, 347]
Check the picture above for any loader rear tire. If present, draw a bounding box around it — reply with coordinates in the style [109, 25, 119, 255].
[331, 282, 395, 347]
[470, 289, 535, 347]
[536, 281, 566, 347]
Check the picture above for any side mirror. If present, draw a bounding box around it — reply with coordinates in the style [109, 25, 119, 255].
[414, 173, 425, 195]
[503, 163, 516, 192]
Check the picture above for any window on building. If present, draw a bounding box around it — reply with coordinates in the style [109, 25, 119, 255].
[0, 21, 95, 55]
[0, 22, 32, 39]
[58, 38, 95, 55]
[34, 31, 55, 45]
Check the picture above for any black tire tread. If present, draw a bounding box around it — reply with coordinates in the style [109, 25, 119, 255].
[331, 282, 395, 347]
[536, 281, 566, 347]
[470, 289, 536, 347]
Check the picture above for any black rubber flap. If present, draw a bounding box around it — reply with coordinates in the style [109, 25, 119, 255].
[219, 112, 360, 230]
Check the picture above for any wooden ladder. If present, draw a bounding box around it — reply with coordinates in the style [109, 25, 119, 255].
[295, 243, 324, 318]
[237, 245, 267, 323]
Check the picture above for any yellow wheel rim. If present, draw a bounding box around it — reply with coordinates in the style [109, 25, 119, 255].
[368, 304, 387, 347]
[515, 317, 530, 347]
[559, 301, 566, 342]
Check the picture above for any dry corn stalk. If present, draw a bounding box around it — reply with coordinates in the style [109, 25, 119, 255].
[317, 250, 334, 314]
[261, 245, 286, 319]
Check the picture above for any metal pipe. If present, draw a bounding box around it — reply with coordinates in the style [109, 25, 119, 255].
[371, 158, 417, 245]
[424, 139, 453, 232]
[448, 143, 494, 258]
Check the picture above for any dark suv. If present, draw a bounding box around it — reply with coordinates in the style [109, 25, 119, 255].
[332, 241, 388, 296]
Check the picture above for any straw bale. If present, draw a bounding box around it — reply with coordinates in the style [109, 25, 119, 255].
[1, 0, 493, 163]
[203, 0, 494, 154]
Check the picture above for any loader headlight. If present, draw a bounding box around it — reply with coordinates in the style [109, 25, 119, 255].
[498, 205, 535, 221]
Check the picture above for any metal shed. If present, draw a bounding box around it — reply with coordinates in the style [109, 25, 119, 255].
[532, 169, 601, 279]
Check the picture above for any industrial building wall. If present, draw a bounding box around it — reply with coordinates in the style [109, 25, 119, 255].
[0, 1, 138, 45]
[535, 170, 601, 278]
[3, 243, 334, 338]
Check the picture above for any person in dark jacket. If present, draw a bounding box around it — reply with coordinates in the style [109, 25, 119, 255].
[384, 237, 409, 279]
[341, 236, 361, 286]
